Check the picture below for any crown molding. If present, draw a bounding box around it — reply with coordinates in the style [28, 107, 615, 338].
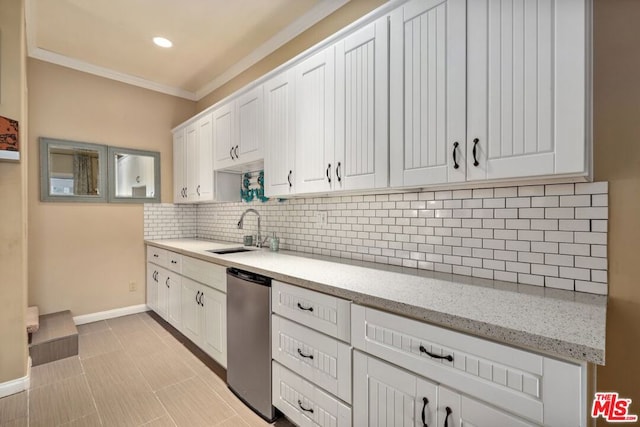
[28, 47, 199, 100]
[25, 0, 350, 102]
[195, 0, 350, 100]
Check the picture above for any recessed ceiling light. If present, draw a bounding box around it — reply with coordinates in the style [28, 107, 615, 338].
[153, 37, 173, 48]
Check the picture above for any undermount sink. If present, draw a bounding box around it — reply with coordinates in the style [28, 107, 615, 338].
[206, 247, 254, 255]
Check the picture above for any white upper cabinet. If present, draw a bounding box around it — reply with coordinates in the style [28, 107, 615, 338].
[185, 122, 199, 201]
[294, 47, 336, 194]
[335, 17, 389, 191]
[264, 70, 296, 197]
[390, 0, 467, 187]
[173, 128, 187, 203]
[196, 113, 214, 200]
[213, 102, 235, 169]
[466, 0, 588, 181]
[213, 85, 264, 171]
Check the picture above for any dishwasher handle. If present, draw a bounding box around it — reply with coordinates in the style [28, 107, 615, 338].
[227, 267, 272, 287]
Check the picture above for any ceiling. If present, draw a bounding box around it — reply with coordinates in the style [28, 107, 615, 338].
[26, 0, 349, 100]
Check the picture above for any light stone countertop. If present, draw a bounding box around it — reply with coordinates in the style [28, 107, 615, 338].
[146, 238, 607, 365]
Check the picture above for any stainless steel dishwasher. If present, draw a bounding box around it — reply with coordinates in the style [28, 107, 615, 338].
[226, 267, 277, 422]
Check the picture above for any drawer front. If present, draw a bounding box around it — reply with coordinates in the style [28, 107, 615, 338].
[167, 251, 182, 274]
[181, 255, 226, 293]
[147, 246, 167, 267]
[273, 362, 351, 427]
[272, 315, 352, 404]
[352, 305, 583, 425]
[272, 281, 351, 342]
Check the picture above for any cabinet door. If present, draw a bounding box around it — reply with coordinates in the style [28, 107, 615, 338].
[353, 351, 438, 427]
[295, 47, 335, 194]
[155, 268, 169, 321]
[173, 128, 187, 203]
[197, 113, 214, 201]
[438, 387, 535, 427]
[213, 102, 235, 170]
[180, 278, 202, 344]
[185, 122, 199, 201]
[264, 70, 296, 197]
[335, 16, 388, 191]
[389, 0, 466, 187]
[167, 272, 182, 330]
[146, 264, 158, 312]
[200, 286, 227, 368]
[236, 85, 264, 163]
[466, 0, 587, 181]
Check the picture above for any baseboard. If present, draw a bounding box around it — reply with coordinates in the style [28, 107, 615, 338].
[73, 304, 149, 325]
[0, 357, 31, 398]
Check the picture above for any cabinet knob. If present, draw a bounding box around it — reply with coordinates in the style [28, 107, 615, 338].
[297, 348, 314, 360]
[165, 277, 170, 288]
[336, 162, 342, 182]
[288, 170, 292, 187]
[297, 302, 313, 312]
[444, 407, 452, 427]
[297, 400, 314, 414]
[421, 397, 429, 427]
[196, 185, 201, 196]
[234, 145, 239, 159]
[326, 163, 332, 184]
[230, 147, 234, 159]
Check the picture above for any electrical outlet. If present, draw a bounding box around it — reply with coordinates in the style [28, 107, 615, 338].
[129, 281, 137, 292]
[315, 211, 328, 226]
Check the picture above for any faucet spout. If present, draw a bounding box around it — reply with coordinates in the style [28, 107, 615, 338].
[237, 208, 263, 247]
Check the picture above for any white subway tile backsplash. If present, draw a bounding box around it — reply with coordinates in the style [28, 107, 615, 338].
[575, 281, 608, 294]
[147, 182, 608, 295]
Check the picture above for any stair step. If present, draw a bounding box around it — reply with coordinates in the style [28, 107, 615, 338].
[29, 310, 78, 366]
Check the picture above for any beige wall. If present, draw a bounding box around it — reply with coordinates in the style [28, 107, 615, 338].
[0, 0, 28, 383]
[196, 0, 386, 111]
[27, 59, 195, 316]
[594, 0, 640, 421]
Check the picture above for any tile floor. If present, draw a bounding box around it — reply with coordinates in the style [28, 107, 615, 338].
[0, 312, 295, 427]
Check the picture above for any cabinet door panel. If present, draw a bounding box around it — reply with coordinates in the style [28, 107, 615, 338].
[197, 113, 214, 201]
[173, 129, 186, 203]
[466, 0, 586, 180]
[264, 71, 296, 197]
[185, 123, 199, 201]
[353, 351, 438, 427]
[295, 48, 335, 194]
[201, 286, 227, 368]
[335, 16, 388, 191]
[236, 85, 263, 163]
[439, 387, 535, 427]
[167, 272, 182, 330]
[390, 0, 466, 187]
[213, 103, 234, 170]
[155, 268, 169, 321]
[180, 278, 202, 345]
[146, 264, 158, 312]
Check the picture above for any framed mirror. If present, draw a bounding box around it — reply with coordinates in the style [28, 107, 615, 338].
[39, 137, 108, 202]
[107, 146, 160, 203]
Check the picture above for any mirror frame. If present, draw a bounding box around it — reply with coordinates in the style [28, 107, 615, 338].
[39, 137, 108, 203]
[107, 146, 161, 203]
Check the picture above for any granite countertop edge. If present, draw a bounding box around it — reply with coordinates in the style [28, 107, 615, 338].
[145, 238, 606, 365]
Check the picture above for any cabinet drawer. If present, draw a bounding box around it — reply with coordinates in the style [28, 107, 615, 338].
[352, 305, 584, 425]
[272, 281, 351, 342]
[272, 315, 352, 404]
[273, 362, 351, 427]
[147, 246, 167, 267]
[167, 251, 182, 274]
[181, 256, 226, 293]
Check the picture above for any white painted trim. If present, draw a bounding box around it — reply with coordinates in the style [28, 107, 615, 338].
[73, 304, 149, 325]
[0, 357, 31, 399]
[28, 48, 198, 101]
[195, 0, 350, 99]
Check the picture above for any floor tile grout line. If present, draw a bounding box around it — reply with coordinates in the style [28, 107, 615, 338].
[78, 356, 104, 427]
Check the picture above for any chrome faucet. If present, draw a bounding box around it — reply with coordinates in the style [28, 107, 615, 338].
[237, 208, 267, 248]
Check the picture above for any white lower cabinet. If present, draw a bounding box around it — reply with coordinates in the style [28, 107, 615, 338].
[180, 276, 227, 368]
[353, 351, 535, 427]
[147, 246, 227, 368]
[352, 304, 586, 427]
[273, 362, 351, 427]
